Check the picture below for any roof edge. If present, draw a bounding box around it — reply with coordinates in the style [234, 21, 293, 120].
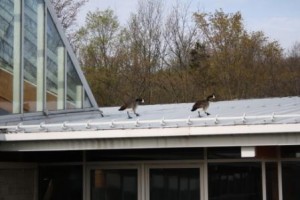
[1, 123, 300, 142]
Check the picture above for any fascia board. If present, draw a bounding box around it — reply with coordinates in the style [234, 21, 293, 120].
[2, 124, 300, 142]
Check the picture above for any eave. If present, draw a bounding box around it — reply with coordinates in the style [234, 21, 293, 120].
[1, 123, 299, 151]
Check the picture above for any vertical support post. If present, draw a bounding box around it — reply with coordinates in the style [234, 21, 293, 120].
[140, 164, 145, 200]
[262, 162, 267, 200]
[13, 0, 22, 114]
[82, 151, 86, 200]
[203, 148, 209, 200]
[278, 161, 283, 200]
[57, 46, 65, 110]
[36, 1, 45, 112]
[76, 85, 83, 109]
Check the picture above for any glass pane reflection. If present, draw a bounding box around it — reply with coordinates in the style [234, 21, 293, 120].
[84, 92, 92, 108]
[0, 0, 14, 115]
[91, 169, 138, 200]
[67, 54, 82, 109]
[46, 11, 65, 111]
[150, 168, 200, 200]
[282, 162, 300, 200]
[23, 0, 43, 113]
[39, 165, 83, 200]
[208, 163, 262, 200]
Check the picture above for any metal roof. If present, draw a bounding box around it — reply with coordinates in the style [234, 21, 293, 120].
[1, 96, 300, 133]
[0, 96, 300, 151]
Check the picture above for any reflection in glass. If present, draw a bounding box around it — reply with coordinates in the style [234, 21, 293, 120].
[208, 163, 262, 200]
[46, 11, 65, 111]
[1, 1, 95, 115]
[0, 0, 15, 115]
[281, 146, 300, 158]
[282, 162, 300, 200]
[39, 165, 83, 200]
[90, 169, 138, 200]
[23, 0, 44, 113]
[67, 54, 82, 109]
[150, 168, 200, 200]
[84, 92, 93, 108]
[207, 147, 241, 159]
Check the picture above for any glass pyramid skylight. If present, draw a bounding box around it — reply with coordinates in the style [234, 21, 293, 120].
[0, 0, 98, 116]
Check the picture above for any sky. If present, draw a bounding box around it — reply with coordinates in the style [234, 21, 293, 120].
[77, 0, 300, 51]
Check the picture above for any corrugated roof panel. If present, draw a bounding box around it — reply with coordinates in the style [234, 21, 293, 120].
[1, 96, 300, 133]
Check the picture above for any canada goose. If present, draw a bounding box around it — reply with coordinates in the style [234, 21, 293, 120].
[191, 94, 215, 117]
[119, 98, 144, 119]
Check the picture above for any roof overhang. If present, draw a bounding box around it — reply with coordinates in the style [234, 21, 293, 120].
[0, 124, 299, 151]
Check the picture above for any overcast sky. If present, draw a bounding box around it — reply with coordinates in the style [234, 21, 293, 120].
[77, 0, 300, 51]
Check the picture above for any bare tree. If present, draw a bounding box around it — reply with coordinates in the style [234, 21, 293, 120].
[161, 2, 200, 102]
[50, 0, 88, 36]
[285, 42, 300, 95]
[163, 2, 198, 69]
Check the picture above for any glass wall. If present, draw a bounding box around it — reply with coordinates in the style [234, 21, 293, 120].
[207, 147, 241, 159]
[208, 162, 262, 200]
[0, 0, 15, 114]
[0, 0, 96, 116]
[67, 54, 83, 109]
[46, 10, 65, 111]
[23, 0, 44, 113]
[265, 162, 278, 200]
[282, 162, 300, 200]
[39, 165, 83, 200]
[84, 91, 93, 108]
[90, 169, 138, 200]
[149, 168, 200, 200]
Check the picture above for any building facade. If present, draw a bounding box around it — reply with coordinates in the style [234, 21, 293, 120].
[1, 1, 300, 200]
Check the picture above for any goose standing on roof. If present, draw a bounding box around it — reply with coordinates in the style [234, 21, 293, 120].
[191, 94, 215, 117]
[119, 98, 144, 119]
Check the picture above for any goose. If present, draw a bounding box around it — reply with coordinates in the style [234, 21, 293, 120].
[191, 94, 215, 117]
[119, 98, 144, 119]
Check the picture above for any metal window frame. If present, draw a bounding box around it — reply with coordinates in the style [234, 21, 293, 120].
[12, 0, 24, 114]
[144, 162, 204, 200]
[85, 163, 142, 200]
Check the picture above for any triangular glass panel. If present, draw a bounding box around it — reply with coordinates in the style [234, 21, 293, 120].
[0, 0, 98, 117]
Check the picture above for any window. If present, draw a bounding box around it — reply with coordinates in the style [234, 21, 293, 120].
[67, 54, 83, 109]
[90, 169, 138, 200]
[0, 0, 15, 114]
[39, 165, 83, 200]
[208, 162, 262, 200]
[265, 162, 278, 200]
[207, 147, 241, 159]
[149, 168, 200, 200]
[46, 11, 65, 111]
[282, 162, 300, 200]
[23, 0, 44, 113]
[281, 146, 300, 158]
[0, 1, 96, 117]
